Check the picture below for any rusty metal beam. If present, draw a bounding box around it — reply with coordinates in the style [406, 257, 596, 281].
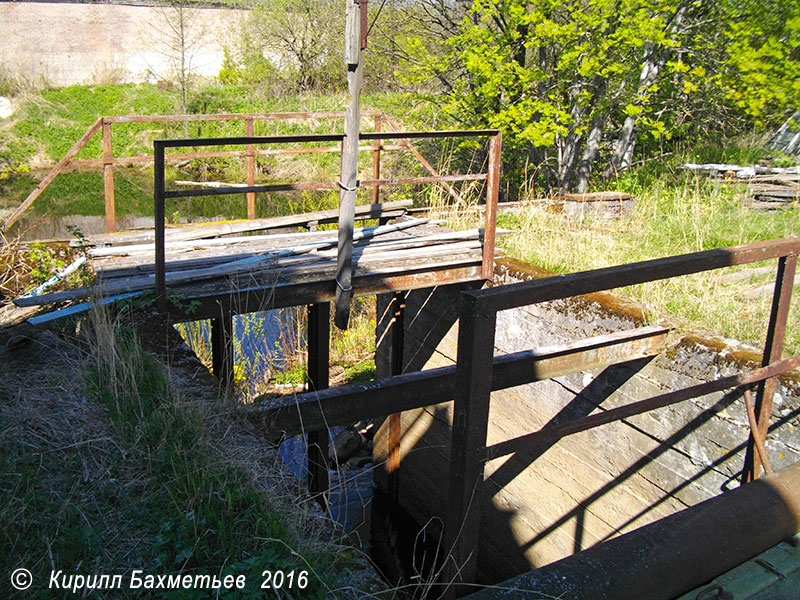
[68, 144, 408, 167]
[161, 173, 487, 199]
[743, 253, 797, 482]
[486, 354, 800, 460]
[165, 263, 484, 322]
[246, 326, 670, 436]
[464, 460, 800, 600]
[211, 308, 234, 386]
[473, 237, 800, 314]
[103, 111, 381, 124]
[444, 293, 498, 594]
[307, 302, 330, 498]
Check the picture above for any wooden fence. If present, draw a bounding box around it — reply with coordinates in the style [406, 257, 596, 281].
[1, 110, 465, 232]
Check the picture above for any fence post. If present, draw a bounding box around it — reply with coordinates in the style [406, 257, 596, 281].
[444, 291, 497, 597]
[742, 254, 797, 482]
[102, 118, 116, 233]
[154, 141, 167, 313]
[372, 114, 382, 204]
[211, 307, 234, 386]
[387, 290, 406, 502]
[307, 302, 331, 498]
[246, 118, 256, 219]
[482, 131, 501, 280]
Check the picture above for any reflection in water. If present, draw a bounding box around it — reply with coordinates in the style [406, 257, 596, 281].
[177, 308, 375, 539]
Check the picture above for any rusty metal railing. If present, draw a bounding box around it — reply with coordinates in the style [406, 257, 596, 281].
[443, 236, 800, 592]
[152, 129, 502, 311]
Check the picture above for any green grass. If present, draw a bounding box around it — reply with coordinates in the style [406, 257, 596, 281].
[0, 83, 444, 221]
[1, 306, 360, 598]
[497, 161, 800, 356]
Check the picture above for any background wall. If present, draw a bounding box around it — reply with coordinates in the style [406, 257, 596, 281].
[0, 2, 246, 87]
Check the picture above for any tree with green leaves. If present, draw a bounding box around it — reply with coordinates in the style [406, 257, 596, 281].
[398, 0, 800, 194]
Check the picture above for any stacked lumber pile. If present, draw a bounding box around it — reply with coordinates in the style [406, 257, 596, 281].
[747, 173, 800, 209]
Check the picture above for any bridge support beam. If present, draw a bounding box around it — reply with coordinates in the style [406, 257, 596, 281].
[307, 302, 330, 498]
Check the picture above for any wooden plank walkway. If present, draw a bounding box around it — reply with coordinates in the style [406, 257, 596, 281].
[12, 211, 498, 323]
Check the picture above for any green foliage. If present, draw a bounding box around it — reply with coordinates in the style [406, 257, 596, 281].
[24, 242, 65, 285]
[498, 145, 800, 354]
[82, 317, 338, 598]
[400, 0, 800, 194]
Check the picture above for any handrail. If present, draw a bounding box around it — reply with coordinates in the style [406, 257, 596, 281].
[152, 129, 502, 311]
[1, 111, 388, 233]
[2, 117, 103, 231]
[443, 236, 799, 592]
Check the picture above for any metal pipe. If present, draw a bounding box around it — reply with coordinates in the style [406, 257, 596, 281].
[465, 460, 800, 600]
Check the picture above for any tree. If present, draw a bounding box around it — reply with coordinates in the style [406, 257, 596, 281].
[399, 0, 800, 194]
[242, 0, 342, 91]
[145, 1, 211, 117]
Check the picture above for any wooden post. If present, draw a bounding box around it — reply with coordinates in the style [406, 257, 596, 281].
[372, 114, 382, 204]
[245, 118, 256, 219]
[307, 302, 331, 497]
[211, 309, 234, 386]
[102, 119, 116, 233]
[444, 292, 497, 597]
[334, 0, 366, 330]
[387, 291, 405, 502]
[742, 254, 797, 482]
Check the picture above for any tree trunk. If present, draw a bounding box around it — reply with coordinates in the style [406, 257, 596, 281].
[575, 110, 608, 192]
[604, 4, 688, 179]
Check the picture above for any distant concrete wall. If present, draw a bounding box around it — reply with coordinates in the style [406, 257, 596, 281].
[1, 2, 247, 87]
[374, 257, 800, 584]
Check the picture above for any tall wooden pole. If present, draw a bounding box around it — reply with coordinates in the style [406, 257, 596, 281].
[334, 0, 367, 330]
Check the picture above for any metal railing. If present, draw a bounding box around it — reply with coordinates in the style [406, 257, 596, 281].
[443, 236, 800, 591]
[243, 236, 799, 595]
[152, 129, 502, 310]
[1, 110, 432, 232]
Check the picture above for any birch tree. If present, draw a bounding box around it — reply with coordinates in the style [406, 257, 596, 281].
[400, 0, 800, 193]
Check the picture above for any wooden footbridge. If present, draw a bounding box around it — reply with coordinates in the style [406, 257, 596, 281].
[5, 110, 800, 599]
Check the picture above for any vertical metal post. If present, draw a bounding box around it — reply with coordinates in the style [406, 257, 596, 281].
[245, 118, 256, 219]
[742, 254, 797, 482]
[372, 114, 382, 204]
[444, 292, 497, 596]
[154, 141, 167, 313]
[482, 132, 501, 280]
[334, 0, 365, 330]
[102, 119, 116, 233]
[211, 309, 234, 386]
[307, 302, 331, 497]
[387, 291, 405, 502]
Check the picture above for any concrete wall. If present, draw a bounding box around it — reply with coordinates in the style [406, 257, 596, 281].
[1, 2, 246, 87]
[373, 257, 800, 584]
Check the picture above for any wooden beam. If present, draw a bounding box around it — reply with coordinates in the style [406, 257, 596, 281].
[334, 0, 365, 329]
[307, 302, 331, 498]
[245, 118, 256, 219]
[102, 119, 116, 233]
[211, 309, 234, 386]
[3, 117, 103, 230]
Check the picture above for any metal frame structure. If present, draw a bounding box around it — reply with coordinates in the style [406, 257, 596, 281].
[245, 236, 799, 597]
[444, 236, 799, 593]
[1, 110, 466, 232]
[152, 129, 501, 312]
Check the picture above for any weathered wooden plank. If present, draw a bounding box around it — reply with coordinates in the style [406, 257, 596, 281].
[79, 200, 413, 247]
[16, 219, 452, 306]
[3, 117, 103, 230]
